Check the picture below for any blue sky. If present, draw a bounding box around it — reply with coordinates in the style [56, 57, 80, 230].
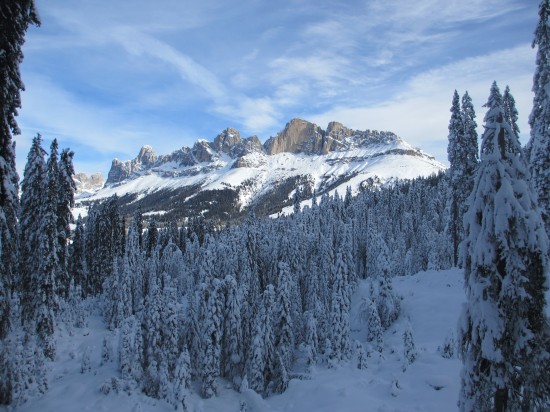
[17, 0, 538, 177]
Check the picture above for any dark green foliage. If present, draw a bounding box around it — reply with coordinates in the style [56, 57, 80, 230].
[0, 0, 40, 341]
[84, 195, 124, 296]
[528, 0, 550, 235]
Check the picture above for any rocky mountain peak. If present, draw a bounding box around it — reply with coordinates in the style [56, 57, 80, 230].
[213, 128, 242, 154]
[107, 145, 159, 184]
[263, 118, 324, 155]
[74, 172, 104, 193]
[137, 145, 157, 166]
[192, 140, 214, 163]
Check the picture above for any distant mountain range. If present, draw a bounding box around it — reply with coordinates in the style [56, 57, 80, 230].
[74, 118, 445, 224]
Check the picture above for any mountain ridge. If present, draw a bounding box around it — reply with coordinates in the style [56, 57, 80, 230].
[77, 118, 444, 224]
[106, 118, 434, 186]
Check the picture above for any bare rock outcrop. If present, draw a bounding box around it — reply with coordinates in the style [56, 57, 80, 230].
[74, 172, 105, 192]
[263, 118, 325, 155]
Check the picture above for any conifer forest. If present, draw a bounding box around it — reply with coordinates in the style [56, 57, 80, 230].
[0, 1, 549, 411]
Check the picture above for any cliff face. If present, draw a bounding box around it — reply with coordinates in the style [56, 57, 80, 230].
[107, 145, 157, 184]
[74, 172, 105, 193]
[263, 118, 325, 155]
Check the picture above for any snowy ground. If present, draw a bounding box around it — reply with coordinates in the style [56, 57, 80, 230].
[7, 268, 465, 412]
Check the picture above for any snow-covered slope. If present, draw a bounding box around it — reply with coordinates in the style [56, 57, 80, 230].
[15, 268, 465, 412]
[79, 119, 445, 221]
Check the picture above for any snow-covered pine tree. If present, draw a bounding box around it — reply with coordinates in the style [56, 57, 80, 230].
[461, 92, 479, 170]
[143, 272, 163, 396]
[101, 335, 113, 365]
[19, 134, 46, 325]
[172, 349, 191, 410]
[0, 0, 40, 340]
[68, 215, 87, 294]
[304, 310, 318, 366]
[222, 275, 243, 388]
[126, 211, 145, 316]
[35, 139, 61, 360]
[373, 236, 400, 329]
[275, 262, 294, 375]
[329, 252, 350, 363]
[354, 340, 368, 370]
[528, 0, 550, 235]
[367, 297, 383, 353]
[402, 322, 417, 371]
[247, 284, 275, 395]
[119, 316, 135, 382]
[160, 273, 179, 374]
[146, 218, 158, 258]
[56, 148, 76, 299]
[200, 278, 224, 398]
[158, 359, 170, 401]
[502, 86, 520, 138]
[447, 91, 480, 267]
[447, 90, 466, 266]
[84, 195, 124, 295]
[459, 81, 549, 411]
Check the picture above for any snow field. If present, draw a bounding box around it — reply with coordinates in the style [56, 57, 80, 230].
[12, 269, 465, 412]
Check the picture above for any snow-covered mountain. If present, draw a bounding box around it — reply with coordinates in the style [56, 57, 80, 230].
[79, 118, 445, 222]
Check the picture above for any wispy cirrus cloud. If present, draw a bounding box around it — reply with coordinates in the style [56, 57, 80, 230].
[309, 44, 535, 165]
[18, 0, 537, 176]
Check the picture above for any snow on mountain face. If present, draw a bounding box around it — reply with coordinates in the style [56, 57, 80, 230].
[74, 172, 105, 196]
[82, 119, 445, 222]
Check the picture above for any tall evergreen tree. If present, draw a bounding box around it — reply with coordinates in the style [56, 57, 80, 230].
[222, 275, 243, 388]
[68, 215, 87, 294]
[502, 85, 520, 137]
[459, 82, 549, 411]
[201, 279, 224, 398]
[36, 140, 61, 360]
[448, 90, 479, 267]
[247, 285, 275, 395]
[448, 90, 465, 171]
[0, 0, 40, 339]
[56, 148, 76, 299]
[528, 0, 550, 235]
[275, 262, 294, 376]
[329, 253, 350, 362]
[19, 134, 46, 324]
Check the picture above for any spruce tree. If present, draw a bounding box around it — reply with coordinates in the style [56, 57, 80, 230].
[447, 90, 465, 266]
[68, 215, 87, 294]
[247, 285, 275, 395]
[459, 82, 549, 411]
[172, 349, 191, 410]
[502, 86, 520, 137]
[275, 262, 294, 374]
[0, 0, 40, 339]
[329, 253, 350, 362]
[528, 0, 550, 235]
[201, 279, 224, 398]
[367, 298, 383, 353]
[56, 148, 76, 299]
[36, 139, 61, 360]
[402, 322, 417, 371]
[222, 275, 243, 388]
[448, 90, 479, 267]
[373, 236, 400, 329]
[19, 134, 46, 324]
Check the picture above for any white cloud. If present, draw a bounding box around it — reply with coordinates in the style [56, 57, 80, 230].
[309, 44, 536, 164]
[17, 75, 199, 175]
[110, 26, 227, 101]
[18, 0, 536, 174]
